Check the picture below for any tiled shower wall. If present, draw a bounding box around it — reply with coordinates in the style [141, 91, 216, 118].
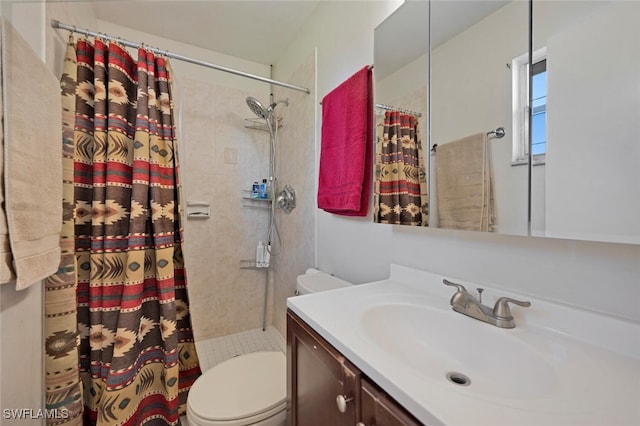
[272, 52, 317, 337]
[177, 78, 274, 341]
[173, 51, 316, 342]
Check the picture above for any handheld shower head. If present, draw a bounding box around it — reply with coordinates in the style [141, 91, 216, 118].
[246, 97, 289, 119]
[246, 96, 269, 119]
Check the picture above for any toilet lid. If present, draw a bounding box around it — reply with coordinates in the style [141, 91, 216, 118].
[297, 271, 352, 294]
[188, 351, 286, 421]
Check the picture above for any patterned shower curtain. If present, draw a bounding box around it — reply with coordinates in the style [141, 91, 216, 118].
[44, 36, 84, 426]
[45, 36, 201, 426]
[374, 111, 428, 226]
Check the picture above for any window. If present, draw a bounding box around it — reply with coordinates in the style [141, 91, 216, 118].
[512, 48, 547, 165]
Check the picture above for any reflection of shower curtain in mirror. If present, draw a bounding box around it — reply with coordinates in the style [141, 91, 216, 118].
[374, 111, 428, 225]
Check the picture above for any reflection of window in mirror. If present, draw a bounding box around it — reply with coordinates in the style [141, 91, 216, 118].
[531, 59, 547, 159]
[512, 47, 547, 165]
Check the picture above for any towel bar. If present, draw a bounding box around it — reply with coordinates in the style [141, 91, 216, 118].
[431, 127, 505, 153]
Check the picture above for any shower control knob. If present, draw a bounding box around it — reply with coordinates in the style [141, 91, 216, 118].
[336, 394, 353, 413]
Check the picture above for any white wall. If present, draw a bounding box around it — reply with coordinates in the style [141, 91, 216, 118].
[0, 1, 54, 422]
[275, 0, 640, 324]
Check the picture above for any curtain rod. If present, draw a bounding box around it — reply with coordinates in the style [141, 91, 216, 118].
[50, 19, 310, 95]
[375, 103, 422, 118]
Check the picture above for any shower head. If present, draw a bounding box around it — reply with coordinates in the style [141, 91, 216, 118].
[246, 96, 270, 119]
[246, 97, 290, 119]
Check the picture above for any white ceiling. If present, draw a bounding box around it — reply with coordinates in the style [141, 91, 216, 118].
[91, 1, 321, 65]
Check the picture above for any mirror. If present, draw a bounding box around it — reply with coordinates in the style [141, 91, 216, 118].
[373, 1, 429, 226]
[430, 0, 527, 235]
[375, 0, 640, 244]
[532, 1, 640, 244]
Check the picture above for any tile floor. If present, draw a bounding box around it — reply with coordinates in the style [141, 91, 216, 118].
[180, 326, 286, 426]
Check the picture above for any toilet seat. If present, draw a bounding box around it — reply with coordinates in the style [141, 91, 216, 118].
[187, 351, 286, 426]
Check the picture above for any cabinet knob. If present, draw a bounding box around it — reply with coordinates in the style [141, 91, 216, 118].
[336, 394, 353, 413]
[356, 423, 366, 426]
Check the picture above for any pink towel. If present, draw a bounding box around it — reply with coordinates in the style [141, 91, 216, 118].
[318, 66, 373, 216]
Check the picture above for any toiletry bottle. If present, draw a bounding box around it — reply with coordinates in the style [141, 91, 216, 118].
[256, 241, 265, 267]
[259, 179, 268, 199]
[263, 242, 271, 268]
[251, 181, 260, 199]
[266, 179, 272, 200]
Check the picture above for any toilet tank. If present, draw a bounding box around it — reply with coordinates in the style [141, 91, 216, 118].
[296, 268, 352, 295]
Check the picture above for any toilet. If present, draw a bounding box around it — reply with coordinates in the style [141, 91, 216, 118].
[186, 268, 352, 426]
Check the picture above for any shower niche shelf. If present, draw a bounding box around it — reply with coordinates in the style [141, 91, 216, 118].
[243, 117, 283, 132]
[239, 259, 270, 271]
[241, 190, 272, 208]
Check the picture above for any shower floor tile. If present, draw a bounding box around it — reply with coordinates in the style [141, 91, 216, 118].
[195, 326, 286, 372]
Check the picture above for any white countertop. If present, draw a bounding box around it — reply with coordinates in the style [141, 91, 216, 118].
[287, 264, 640, 426]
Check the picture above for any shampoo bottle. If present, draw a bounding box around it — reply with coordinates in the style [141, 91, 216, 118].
[259, 179, 268, 199]
[262, 242, 271, 268]
[265, 179, 272, 200]
[256, 241, 265, 267]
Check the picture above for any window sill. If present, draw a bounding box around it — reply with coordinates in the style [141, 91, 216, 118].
[511, 157, 546, 167]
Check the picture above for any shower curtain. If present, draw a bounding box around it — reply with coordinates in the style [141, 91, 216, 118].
[374, 110, 428, 226]
[44, 36, 201, 425]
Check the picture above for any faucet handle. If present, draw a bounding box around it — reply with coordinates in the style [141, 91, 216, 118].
[493, 297, 531, 319]
[443, 279, 467, 293]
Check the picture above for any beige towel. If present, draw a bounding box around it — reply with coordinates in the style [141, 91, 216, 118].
[1, 18, 62, 290]
[435, 133, 495, 232]
[0, 43, 12, 284]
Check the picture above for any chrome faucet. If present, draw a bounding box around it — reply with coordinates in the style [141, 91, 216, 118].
[443, 279, 531, 329]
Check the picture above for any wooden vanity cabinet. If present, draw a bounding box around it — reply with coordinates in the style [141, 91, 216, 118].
[287, 310, 422, 426]
[360, 377, 422, 426]
[287, 309, 359, 425]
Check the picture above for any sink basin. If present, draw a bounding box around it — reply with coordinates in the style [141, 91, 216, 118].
[291, 265, 640, 424]
[359, 303, 559, 400]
